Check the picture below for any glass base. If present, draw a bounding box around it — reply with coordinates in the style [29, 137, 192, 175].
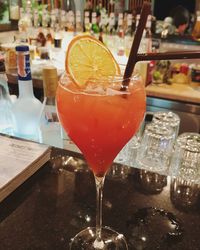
[69, 226, 128, 249]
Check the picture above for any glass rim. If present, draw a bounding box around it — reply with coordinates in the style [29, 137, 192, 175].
[60, 72, 141, 82]
[59, 64, 142, 84]
[59, 72, 141, 84]
[153, 111, 180, 122]
[144, 123, 175, 138]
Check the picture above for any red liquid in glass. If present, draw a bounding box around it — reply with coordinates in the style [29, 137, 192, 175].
[56, 76, 146, 177]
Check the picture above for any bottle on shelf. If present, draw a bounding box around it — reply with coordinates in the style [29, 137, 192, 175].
[117, 13, 124, 37]
[75, 10, 83, 34]
[54, 24, 62, 48]
[134, 14, 149, 84]
[108, 12, 116, 35]
[66, 10, 75, 32]
[192, 11, 200, 40]
[91, 12, 100, 37]
[98, 12, 107, 43]
[99, 12, 108, 33]
[33, 9, 39, 28]
[36, 29, 47, 47]
[42, 66, 58, 122]
[0, 72, 14, 135]
[60, 10, 67, 30]
[42, 8, 49, 29]
[84, 11, 91, 33]
[46, 28, 54, 48]
[84, 0, 93, 12]
[145, 15, 152, 53]
[116, 13, 125, 56]
[12, 45, 43, 141]
[99, 27, 104, 43]
[143, 15, 153, 86]
[18, 7, 32, 43]
[105, 12, 115, 51]
[125, 13, 133, 56]
[39, 66, 61, 144]
[50, 9, 57, 30]
[137, 14, 152, 54]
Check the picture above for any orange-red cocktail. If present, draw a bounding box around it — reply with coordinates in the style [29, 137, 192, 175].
[56, 74, 146, 177]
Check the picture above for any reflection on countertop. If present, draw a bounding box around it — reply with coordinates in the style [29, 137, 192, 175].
[0, 149, 200, 250]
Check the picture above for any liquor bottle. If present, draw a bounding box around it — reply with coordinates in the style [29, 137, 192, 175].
[46, 28, 53, 48]
[84, 11, 91, 33]
[145, 15, 152, 53]
[18, 8, 32, 42]
[0, 72, 14, 135]
[99, 12, 108, 32]
[42, 66, 58, 122]
[116, 13, 125, 56]
[50, 9, 57, 30]
[134, 14, 148, 83]
[12, 45, 43, 141]
[108, 12, 115, 35]
[33, 10, 39, 28]
[125, 13, 133, 56]
[143, 15, 153, 86]
[105, 12, 115, 51]
[117, 13, 124, 37]
[60, 10, 66, 30]
[91, 12, 99, 37]
[98, 12, 107, 43]
[192, 11, 200, 40]
[66, 10, 75, 32]
[75, 10, 83, 34]
[54, 24, 62, 48]
[42, 8, 49, 28]
[39, 66, 62, 144]
[125, 14, 133, 36]
[36, 29, 47, 47]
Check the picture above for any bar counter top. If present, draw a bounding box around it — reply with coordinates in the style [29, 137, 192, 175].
[0, 146, 200, 250]
[146, 83, 200, 104]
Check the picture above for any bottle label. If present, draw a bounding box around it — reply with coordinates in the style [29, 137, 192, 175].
[6, 49, 17, 70]
[17, 51, 31, 81]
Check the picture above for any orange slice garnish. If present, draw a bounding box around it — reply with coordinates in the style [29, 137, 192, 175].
[65, 34, 120, 86]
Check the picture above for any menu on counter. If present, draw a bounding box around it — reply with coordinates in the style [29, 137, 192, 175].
[0, 135, 51, 202]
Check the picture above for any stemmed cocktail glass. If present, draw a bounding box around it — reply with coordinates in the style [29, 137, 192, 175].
[55, 2, 152, 248]
[56, 70, 146, 249]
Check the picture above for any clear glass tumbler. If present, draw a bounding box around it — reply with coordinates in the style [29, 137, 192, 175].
[152, 111, 180, 139]
[169, 132, 200, 183]
[136, 123, 175, 175]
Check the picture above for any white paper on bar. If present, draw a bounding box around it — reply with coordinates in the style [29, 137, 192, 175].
[0, 134, 51, 201]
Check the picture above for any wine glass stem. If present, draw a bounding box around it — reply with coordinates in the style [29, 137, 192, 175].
[95, 175, 105, 243]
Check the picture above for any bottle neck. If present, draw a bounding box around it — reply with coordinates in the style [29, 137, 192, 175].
[18, 80, 34, 98]
[16, 47, 35, 98]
